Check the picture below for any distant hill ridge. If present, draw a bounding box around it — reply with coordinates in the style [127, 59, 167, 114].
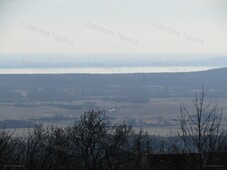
[0, 67, 226, 91]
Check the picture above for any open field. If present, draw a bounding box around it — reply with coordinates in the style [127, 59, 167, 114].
[1, 97, 226, 136]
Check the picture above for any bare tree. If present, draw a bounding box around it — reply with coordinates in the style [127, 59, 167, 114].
[178, 87, 226, 168]
[23, 124, 50, 170]
[66, 109, 136, 170]
[0, 128, 25, 170]
[66, 110, 109, 170]
[131, 130, 154, 170]
[46, 126, 73, 170]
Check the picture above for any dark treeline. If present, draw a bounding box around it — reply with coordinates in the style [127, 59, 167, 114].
[1, 90, 227, 170]
[1, 110, 156, 170]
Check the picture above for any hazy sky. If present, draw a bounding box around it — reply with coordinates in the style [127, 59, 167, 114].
[0, 0, 227, 54]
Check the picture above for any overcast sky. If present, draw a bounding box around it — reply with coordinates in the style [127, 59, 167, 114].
[0, 0, 227, 55]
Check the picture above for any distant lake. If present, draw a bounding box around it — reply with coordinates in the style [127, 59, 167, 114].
[0, 66, 221, 74]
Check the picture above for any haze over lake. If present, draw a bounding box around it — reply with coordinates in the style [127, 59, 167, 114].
[1, 54, 227, 74]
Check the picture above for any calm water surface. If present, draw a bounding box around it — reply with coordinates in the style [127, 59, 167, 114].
[0, 66, 219, 74]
